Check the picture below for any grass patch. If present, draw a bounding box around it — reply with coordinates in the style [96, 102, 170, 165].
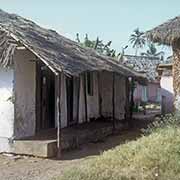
[56, 115, 180, 180]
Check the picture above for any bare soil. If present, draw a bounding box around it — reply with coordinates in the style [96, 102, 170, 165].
[0, 110, 158, 180]
[0, 129, 141, 180]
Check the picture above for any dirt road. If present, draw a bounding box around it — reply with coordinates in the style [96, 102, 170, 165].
[0, 129, 141, 180]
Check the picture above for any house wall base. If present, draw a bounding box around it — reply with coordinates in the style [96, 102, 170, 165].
[0, 68, 14, 153]
[14, 49, 36, 138]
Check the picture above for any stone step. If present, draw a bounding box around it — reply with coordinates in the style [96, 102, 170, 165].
[12, 140, 57, 158]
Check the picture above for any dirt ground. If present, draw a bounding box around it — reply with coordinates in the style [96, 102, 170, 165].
[0, 129, 142, 180]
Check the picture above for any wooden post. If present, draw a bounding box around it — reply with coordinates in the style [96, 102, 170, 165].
[84, 73, 88, 122]
[112, 72, 115, 132]
[55, 73, 61, 159]
[129, 77, 134, 128]
[35, 60, 41, 133]
[125, 77, 130, 122]
[77, 76, 80, 123]
[97, 72, 102, 117]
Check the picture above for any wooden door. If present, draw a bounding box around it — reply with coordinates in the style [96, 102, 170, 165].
[66, 77, 74, 125]
[41, 74, 48, 129]
[66, 77, 80, 126]
[40, 68, 55, 130]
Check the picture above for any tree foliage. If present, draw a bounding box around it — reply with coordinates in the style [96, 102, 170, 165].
[141, 43, 164, 59]
[76, 31, 164, 62]
[76, 33, 120, 58]
[129, 28, 146, 55]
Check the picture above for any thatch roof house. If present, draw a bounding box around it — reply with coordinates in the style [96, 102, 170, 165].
[0, 9, 146, 157]
[147, 16, 180, 46]
[122, 55, 161, 104]
[157, 63, 174, 114]
[147, 16, 180, 111]
[122, 55, 161, 81]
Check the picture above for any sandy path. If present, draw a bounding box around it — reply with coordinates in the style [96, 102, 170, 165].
[0, 129, 142, 180]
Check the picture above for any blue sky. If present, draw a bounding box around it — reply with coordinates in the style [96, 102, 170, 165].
[0, 0, 179, 56]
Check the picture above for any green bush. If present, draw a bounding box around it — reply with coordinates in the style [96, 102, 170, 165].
[56, 115, 180, 180]
[142, 114, 180, 135]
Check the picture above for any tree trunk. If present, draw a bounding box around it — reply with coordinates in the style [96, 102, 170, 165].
[173, 42, 180, 113]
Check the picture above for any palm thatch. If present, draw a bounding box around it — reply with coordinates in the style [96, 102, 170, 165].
[0, 9, 146, 84]
[122, 55, 161, 81]
[146, 16, 180, 45]
[157, 63, 173, 77]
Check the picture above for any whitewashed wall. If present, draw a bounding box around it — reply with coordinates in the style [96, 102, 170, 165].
[60, 73, 67, 128]
[60, 71, 127, 128]
[0, 68, 14, 152]
[79, 72, 99, 123]
[99, 71, 126, 120]
[100, 71, 113, 117]
[14, 49, 36, 138]
[114, 75, 126, 120]
[161, 75, 174, 113]
[87, 72, 99, 121]
[79, 75, 86, 124]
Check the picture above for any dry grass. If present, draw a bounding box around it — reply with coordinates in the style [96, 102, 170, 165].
[56, 115, 180, 180]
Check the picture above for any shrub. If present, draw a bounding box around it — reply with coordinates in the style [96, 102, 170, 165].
[56, 115, 180, 180]
[142, 114, 180, 135]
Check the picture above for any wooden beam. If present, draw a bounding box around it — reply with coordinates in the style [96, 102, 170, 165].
[16, 46, 26, 50]
[77, 76, 80, 123]
[124, 77, 130, 122]
[97, 72, 102, 117]
[83, 73, 88, 122]
[112, 72, 115, 132]
[55, 73, 61, 159]
[35, 61, 41, 133]
[10, 33, 60, 76]
[129, 77, 134, 128]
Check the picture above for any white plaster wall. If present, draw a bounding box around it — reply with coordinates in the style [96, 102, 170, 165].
[87, 72, 99, 121]
[161, 76, 174, 113]
[61, 71, 127, 126]
[79, 75, 86, 124]
[161, 76, 174, 94]
[141, 86, 148, 102]
[60, 73, 67, 128]
[114, 75, 126, 120]
[14, 49, 36, 138]
[78, 72, 100, 123]
[0, 68, 14, 152]
[73, 77, 80, 123]
[100, 71, 113, 117]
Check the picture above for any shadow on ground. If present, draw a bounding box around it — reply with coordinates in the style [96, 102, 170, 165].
[61, 128, 140, 160]
[61, 111, 160, 160]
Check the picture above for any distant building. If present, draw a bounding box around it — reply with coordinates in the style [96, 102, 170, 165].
[157, 63, 174, 114]
[122, 55, 161, 105]
[147, 15, 180, 112]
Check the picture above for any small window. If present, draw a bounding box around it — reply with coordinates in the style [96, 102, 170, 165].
[87, 72, 93, 96]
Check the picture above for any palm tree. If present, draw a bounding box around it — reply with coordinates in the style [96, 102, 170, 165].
[117, 45, 128, 61]
[129, 28, 146, 55]
[76, 33, 117, 57]
[141, 43, 164, 59]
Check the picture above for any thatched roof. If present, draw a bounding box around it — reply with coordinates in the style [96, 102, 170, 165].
[158, 63, 173, 69]
[157, 63, 173, 77]
[122, 55, 161, 81]
[147, 16, 180, 45]
[0, 9, 146, 84]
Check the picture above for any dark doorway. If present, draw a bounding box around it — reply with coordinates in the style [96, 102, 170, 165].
[66, 76, 80, 126]
[36, 62, 55, 131]
[66, 77, 74, 125]
[41, 67, 55, 129]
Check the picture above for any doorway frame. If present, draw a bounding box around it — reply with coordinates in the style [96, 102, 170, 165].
[35, 61, 56, 133]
